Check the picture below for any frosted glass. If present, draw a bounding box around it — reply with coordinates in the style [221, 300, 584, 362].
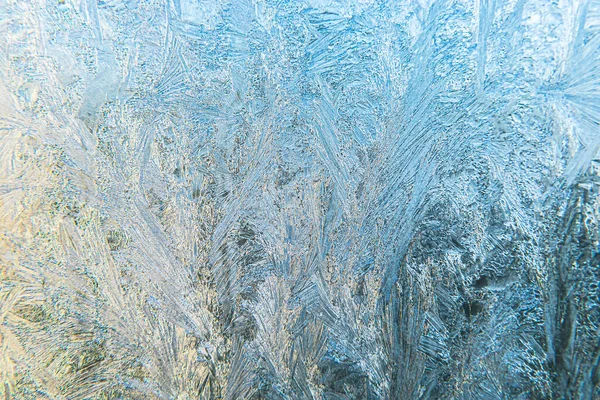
[0, 0, 598, 398]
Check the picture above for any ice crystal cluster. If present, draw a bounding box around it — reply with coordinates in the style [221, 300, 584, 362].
[1, 0, 599, 398]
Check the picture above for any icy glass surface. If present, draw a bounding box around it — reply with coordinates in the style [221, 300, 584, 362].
[1, 0, 599, 398]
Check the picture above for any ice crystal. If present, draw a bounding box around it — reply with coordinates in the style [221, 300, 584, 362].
[0, 0, 599, 398]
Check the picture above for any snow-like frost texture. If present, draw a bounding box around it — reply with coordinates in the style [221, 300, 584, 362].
[1, 0, 599, 398]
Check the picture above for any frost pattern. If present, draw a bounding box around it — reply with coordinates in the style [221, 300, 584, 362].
[1, 0, 599, 399]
